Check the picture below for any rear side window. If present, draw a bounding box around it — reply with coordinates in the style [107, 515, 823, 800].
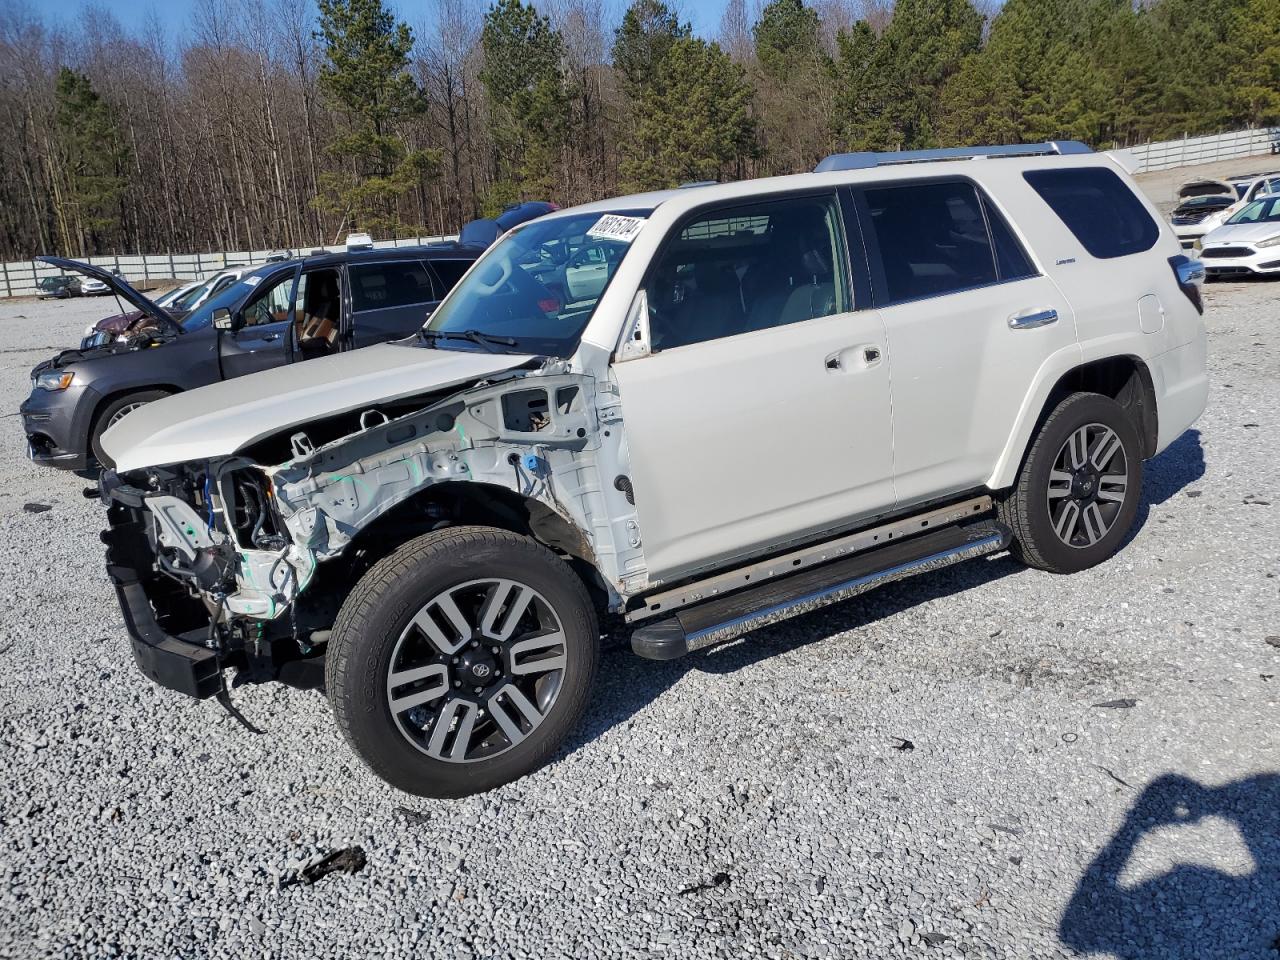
[862, 180, 1035, 306]
[430, 259, 473, 292]
[1023, 167, 1158, 259]
[350, 261, 436, 312]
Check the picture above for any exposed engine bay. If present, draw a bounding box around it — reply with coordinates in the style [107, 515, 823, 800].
[101, 361, 647, 679]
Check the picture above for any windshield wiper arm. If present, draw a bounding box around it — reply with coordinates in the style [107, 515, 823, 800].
[420, 329, 519, 353]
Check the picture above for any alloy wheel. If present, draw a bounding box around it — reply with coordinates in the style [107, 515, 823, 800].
[107, 402, 147, 428]
[1046, 423, 1130, 548]
[386, 578, 568, 763]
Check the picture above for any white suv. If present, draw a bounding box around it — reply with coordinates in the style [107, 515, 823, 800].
[95, 142, 1208, 797]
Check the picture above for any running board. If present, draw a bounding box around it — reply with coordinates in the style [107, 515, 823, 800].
[630, 520, 1010, 661]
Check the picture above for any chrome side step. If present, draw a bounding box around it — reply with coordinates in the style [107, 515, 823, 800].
[630, 520, 1010, 661]
[627, 494, 993, 623]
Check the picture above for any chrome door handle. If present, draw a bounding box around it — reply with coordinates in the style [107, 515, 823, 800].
[1008, 308, 1058, 330]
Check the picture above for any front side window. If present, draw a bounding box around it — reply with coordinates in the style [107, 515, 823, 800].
[1023, 167, 1159, 259]
[350, 261, 437, 312]
[430, 259, 472, 291]
[864, 180, 1034, 305]
[239, 271, 297, 327]
[424, 210, 642, 356]
[644, 194, 850, 351]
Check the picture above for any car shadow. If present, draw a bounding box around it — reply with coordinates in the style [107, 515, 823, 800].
[1059, 773, 1280, 958]
[571, 429, 1207, 757]
[1120, 428, 1205, 553]
[570, 550, 1023, 754]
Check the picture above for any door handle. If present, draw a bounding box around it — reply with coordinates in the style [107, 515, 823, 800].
[262, 333, 281, 341]
[1008, 308, 1058, 330]
[825, 345, 883, 372]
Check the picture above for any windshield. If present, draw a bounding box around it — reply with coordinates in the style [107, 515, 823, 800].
[1226, 197, 1280, 225]
[179, 264, 290, 330]
[169, 277, 217, 312]
[422, 209, 645, 356]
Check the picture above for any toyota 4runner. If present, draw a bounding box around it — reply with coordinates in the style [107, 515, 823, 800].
[94, 142, 1208, 797]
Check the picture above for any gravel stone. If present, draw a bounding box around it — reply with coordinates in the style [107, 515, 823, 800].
[0, 278, 1277, 960]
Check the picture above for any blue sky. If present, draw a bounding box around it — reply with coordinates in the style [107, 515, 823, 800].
[89, 0, 735, 43]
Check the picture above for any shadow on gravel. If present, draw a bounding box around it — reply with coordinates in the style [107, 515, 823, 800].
[578, 550, 1023, 751]
[574, 431, 1204, 754]
[1060, 773, 1280, 959]
[1121, 429, 1205, 552]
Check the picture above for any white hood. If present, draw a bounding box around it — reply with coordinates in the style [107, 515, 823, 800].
[102, 342, 536, 472]
[1202, 220, 1280, 245]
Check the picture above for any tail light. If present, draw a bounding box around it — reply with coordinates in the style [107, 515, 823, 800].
[1169, 255, 1205, 314]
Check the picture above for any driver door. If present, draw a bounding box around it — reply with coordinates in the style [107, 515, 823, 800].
[219, 269, 298, 380]
[612, 193, 896, 581]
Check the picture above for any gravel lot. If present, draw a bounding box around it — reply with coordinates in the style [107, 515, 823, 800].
[0, 281, 1276, 960]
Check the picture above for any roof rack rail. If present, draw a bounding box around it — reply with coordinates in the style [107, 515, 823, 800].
[814, 141, 1092, 173]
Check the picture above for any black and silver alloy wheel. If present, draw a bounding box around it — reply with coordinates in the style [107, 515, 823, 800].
[1046, 423, 1129, 548]
[998, 391, 1143, 575]
[106, 401, 147, 429]
[387, 578, 567, 763]
[327, 526, 598, 797]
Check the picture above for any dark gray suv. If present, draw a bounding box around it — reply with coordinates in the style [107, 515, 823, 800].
[22, 248, 480, 472]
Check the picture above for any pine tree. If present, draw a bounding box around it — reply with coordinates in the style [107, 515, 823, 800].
[623, 37, 757, 189]
[753, 0, 833, 172]
[480, 0, 570, 202]
[612, 0, 688, 95]
[1227, 0, 1280, 126]
[52, 68, 129, 256]
[314, 0, 434, 236]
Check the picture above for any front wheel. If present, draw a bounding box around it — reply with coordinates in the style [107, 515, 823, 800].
[89, 390, 171, 467]
[998, 392, 1143, 574]
[325, 526, 599, 797]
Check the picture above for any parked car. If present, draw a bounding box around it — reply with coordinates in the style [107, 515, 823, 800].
[93, 141, 1207, 798]
[37, 276, 81, 299]
[456, 201, 559, 248]
[20, 245, 482, 472]
[1198, 194, 1280, 278]
[80, 265, 253, 349]
[76, 267, 126, 296]
[1170, 179, 1236, 249]
[1191, 172, 1280, 241]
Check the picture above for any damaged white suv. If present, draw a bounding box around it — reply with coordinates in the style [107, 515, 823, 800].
[98, 142, 1208, 797]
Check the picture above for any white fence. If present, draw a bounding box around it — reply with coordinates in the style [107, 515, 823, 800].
[0, 234, 457, 300]
[1127, 126, 1280, 173]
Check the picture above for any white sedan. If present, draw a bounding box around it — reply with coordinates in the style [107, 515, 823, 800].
[1199, 194, 1280, 278]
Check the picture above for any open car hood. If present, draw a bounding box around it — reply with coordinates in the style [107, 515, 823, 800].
[100, 342, 538, 472]
[37, 256, 181, 335]
[1177, 179, 1234, 200]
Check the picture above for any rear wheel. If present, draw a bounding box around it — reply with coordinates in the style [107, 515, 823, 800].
[89, 390, 170, 467]
[326, 526, 599, 797]
[998, 392, 1143, 574]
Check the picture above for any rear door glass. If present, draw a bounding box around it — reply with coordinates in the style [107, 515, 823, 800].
[350, 261, 437, 312]
[1023, 167, 1159, 259]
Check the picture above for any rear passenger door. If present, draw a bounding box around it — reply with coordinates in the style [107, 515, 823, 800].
[612, 192, 896, 581]
[853, 178, 1077, 508]
[347, 260, 442, 348]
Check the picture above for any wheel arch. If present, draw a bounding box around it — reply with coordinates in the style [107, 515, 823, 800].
[86, 384, 184, 449]
[989, 354, 1158, 491]
[321, 480, 610, 614]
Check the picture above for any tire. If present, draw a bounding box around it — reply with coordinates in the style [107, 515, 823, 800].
[997, 392, 1143, 575]
[325, 526, 599, 798]
[89, 390, 170, 467]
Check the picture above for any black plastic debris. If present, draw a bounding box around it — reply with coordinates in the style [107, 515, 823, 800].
[395, 806, 430, 826]
[22, 503, 52, 514]
[891, 737, 915, 752]
[678, 871, 731, 896]
[1093, 698, 1139, 709]
[1267, 637, 1280, 649]
[281, 846, 367, 888]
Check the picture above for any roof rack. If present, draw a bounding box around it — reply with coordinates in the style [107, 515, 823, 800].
[814, 141, 1092, 173]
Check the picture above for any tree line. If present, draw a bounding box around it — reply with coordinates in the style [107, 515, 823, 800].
[0, 0, 1276, 261]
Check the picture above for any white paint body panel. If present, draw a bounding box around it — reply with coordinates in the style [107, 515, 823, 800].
[102, 343, 535, 472]
[614, 309, 895, 581]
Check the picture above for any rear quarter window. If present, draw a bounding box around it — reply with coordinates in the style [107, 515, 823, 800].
[1023, 167, 1159, 259]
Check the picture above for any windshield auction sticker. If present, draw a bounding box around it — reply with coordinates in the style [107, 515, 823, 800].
[586, 214, 647, 243]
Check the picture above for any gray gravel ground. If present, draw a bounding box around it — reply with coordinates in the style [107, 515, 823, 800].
[0, 281, 1276, 960]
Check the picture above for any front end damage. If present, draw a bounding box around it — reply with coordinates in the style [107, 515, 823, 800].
[101, 362, 647, 697]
